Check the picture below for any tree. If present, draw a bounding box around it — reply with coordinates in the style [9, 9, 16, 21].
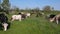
[33, 7, 40, 13]
[33, 7, 41, 17]
[25, 8, 32, 13]
[13, 6, 20, 14]
[1, 0, 10, 14]
[52, 7, 54, 11]
[43, 5, 51, 11]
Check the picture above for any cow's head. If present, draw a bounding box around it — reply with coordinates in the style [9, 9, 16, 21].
[49, 18, 54, 22]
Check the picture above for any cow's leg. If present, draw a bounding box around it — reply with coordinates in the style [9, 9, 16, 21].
[26, 16, 27, 18]
[19, 18, 21, 21]
[56, 18, 59, 24]
[19, 19, 21, 21]
[56, 20, 58, 24]
[4, 26, 7, 31]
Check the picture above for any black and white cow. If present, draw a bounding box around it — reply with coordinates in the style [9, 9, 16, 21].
[0, 13, 10, 31]
[50, 14, 60, 24]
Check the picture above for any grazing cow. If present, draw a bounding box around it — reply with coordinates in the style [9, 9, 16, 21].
[49, 14, 60, 24]
[2, 23, 8, 31]
[0, 13, 10, 31]
[11, 15, 22, 21]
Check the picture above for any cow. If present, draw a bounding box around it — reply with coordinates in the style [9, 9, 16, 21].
[11, 15, 22, 21]
[49, 14, 60, 24]
[0, 13, 10, 31]
[2, 23, 8, 31]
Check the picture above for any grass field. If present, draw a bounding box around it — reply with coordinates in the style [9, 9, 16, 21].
[0, 11, 60, 34]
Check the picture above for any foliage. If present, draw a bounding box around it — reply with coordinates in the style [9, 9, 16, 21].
[43, 5, 52, 11]
[1, 0, 10, 14]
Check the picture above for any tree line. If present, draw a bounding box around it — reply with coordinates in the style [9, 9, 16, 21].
[0, 0, 59, 14]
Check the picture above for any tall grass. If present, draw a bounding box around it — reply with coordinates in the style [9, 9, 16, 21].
[0, 11, 60, 34]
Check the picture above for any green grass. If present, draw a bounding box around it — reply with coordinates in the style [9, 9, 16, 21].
[0, 11, 60, 34]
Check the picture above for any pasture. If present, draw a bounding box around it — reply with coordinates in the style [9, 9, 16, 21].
[0, 11, 60, 34]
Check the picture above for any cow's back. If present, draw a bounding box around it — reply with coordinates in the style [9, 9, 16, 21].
[12, 15, 21, 19]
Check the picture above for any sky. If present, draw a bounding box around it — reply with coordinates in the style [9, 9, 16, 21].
[2, 0, 60, 10]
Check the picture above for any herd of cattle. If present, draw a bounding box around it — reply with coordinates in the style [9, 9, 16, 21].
[0, 12, 60, 31]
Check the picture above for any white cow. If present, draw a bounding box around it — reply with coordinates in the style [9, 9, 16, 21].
[11, 15, 22, 21]
[2, 23, 8, 31]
